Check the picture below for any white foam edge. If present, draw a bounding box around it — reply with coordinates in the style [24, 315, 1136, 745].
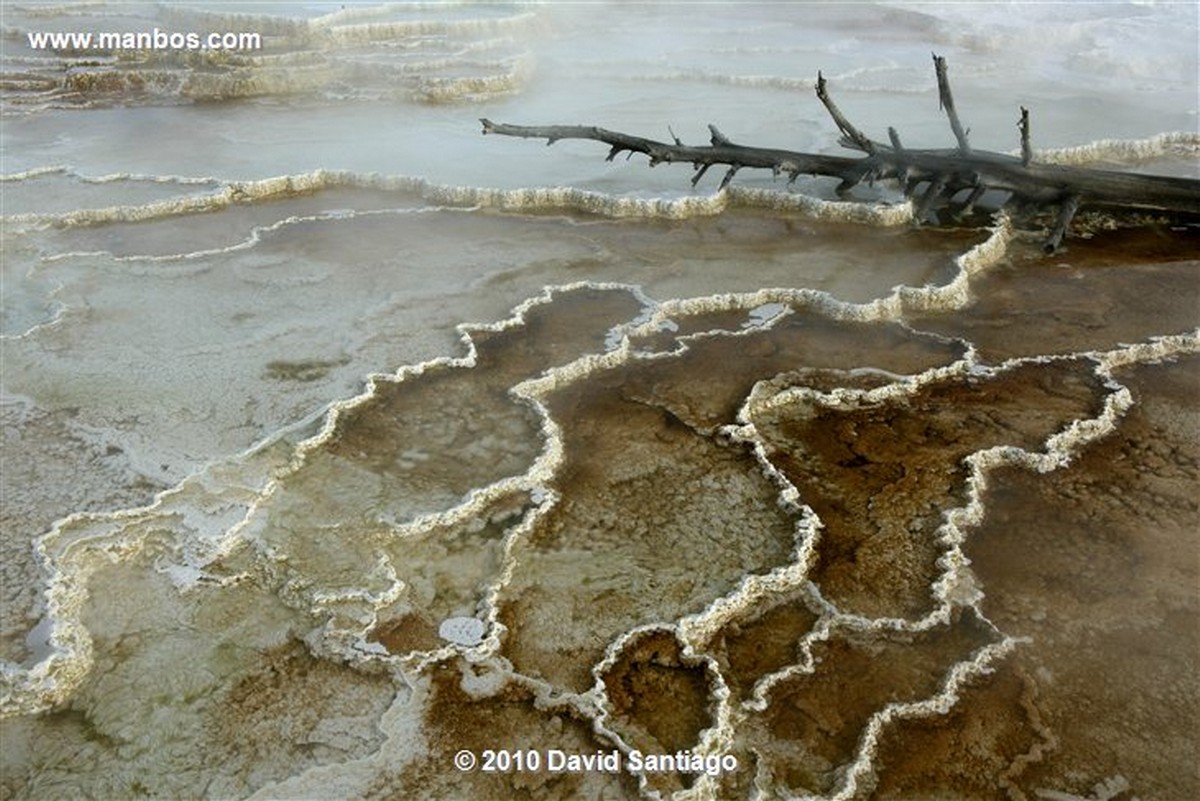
[605, 67, 930, 98]
[645, 332, 1199, 795]
[0, 391, 345, 716]
[0, 248, 1003, 717]
[321, 12, 540, 43]
[236, 283, 846, 699]
[780, 337, 1197, 787]
[1, 167, 923, 237]
[222, 282, 661, 670]
[153, 2, 536, 38]
[0, 167, 219, 187]
[1020, 131, 1200, 167]
[0, 264, 69, 343]
[35, 205, 458, 267]
[437, 302, 976, 792]
[735, 339, 1186, 647]
[620, 214, 1011, 344]
[581, 622, 736, 801]
[0, 165, 70, 182]
[8, 268, 1191, 719]
[822, 634, 1027, 801]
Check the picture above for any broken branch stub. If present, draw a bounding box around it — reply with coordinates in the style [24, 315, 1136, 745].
[480, 56, 1200, 252]
[933, 53, 971, 154]
[1019, 106, 1032, 167]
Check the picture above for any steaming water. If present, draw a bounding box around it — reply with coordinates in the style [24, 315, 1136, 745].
[1, 2, 1197, 800]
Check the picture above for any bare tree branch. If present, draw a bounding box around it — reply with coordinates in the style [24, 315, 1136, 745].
[1019, 106, 1032, 167]
[933, 53, 971, 153]
[816, 71, 878, 154]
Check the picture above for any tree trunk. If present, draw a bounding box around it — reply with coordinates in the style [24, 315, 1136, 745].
[481, 54, 1200, 252]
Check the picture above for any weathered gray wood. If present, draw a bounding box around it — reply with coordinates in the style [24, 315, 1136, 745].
[933, 53, 971, 154]
[1019, 107, 1032, 167]
[480, 55, 1200, 251]
[816, 71, 876, 155]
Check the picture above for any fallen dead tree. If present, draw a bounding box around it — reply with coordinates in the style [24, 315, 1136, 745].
[481, 54, 1200, 252]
